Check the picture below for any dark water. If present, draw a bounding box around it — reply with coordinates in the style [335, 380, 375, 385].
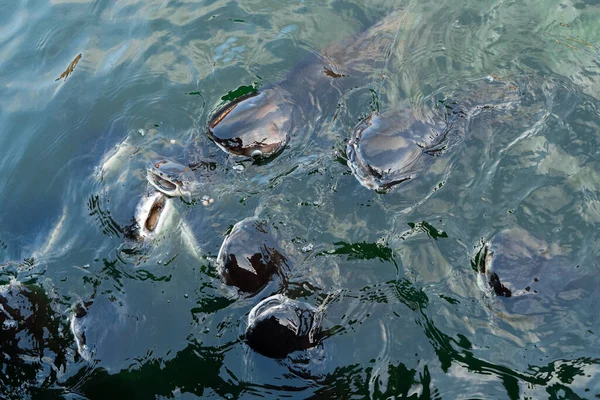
[1, 0, 600, 398]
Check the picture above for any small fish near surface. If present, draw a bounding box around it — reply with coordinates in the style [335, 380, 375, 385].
[55, 53, 82, 82]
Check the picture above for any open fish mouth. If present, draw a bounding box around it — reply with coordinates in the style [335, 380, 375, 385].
[125, 191, 173, 241]
[146, 159, 194, 198]
[142, 193, 165, 233]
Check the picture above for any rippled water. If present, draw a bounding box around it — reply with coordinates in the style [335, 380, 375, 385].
[1, 0, 599, 398]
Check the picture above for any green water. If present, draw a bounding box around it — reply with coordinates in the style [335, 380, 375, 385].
[0, 0, 599, 398]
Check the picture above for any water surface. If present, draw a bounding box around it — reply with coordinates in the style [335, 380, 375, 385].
[1, 0, 599, 398]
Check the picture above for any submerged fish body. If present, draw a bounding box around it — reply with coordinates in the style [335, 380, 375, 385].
[91, 132, 176, 244]
[70, 301, 93, 362]
[69, 295, 129, 366]
[96, 135, 138, 183]
[472, 227, 580, 315]
[205, 8, 521, 192]
[205, 10, 421, 162]
[246, 294, 322, 359]
[0, 280, 67, 391]
[346, 108, 448, 191]
[215, 218, 288, 295]
[347, 78, 522, 191]
[473, 239, 513, 298]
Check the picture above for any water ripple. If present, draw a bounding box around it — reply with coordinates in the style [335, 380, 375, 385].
[2, 0, 600, 397]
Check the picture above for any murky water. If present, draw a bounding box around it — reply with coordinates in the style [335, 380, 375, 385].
[1, 0, 599, 398]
